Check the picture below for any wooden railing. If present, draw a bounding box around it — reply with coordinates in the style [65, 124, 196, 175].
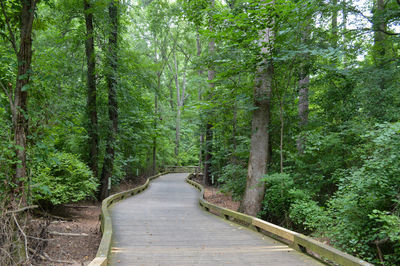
[88, 172, 167, 266]
[164, 165, 201, 174]
[185, 175, 373, 266]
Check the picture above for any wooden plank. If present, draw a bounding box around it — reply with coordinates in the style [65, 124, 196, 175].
[252, 218, 298, 242]
[109, 173, 322, 266]
[294, 234, 372, 266]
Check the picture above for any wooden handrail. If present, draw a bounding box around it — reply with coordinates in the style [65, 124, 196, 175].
[165, 165, 201, 174]
[185, 175, 372, 266]
[88, 172, 168, 266]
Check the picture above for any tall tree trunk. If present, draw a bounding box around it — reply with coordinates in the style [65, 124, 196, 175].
[12, 0, 36, 202]
[172, 49, 180, 158]
[373, 0, 386, 63]
[296, 27, 310, 154]
[240, 25, 274, 216]
[331, 0, 338, 48]
[152, 74, 161, 175]
[84, 0, 99, 179]
[204, 0, 215, 185]
[203, 122, 213, 185]
[196, 29, 205, 171]
[99, 0, 119, 200]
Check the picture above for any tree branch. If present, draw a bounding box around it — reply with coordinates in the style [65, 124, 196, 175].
[12, 214, 29, 262]
[4, 205, 38, 215]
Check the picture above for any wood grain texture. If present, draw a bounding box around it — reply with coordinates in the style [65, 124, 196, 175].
[109, 173, 321, 265]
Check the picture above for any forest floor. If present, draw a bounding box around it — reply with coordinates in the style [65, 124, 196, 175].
[31, 176, 147, 266]
[191, 174, 240, 211]
[30, 174, 238, 265]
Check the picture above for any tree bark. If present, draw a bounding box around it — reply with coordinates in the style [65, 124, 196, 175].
[173, 49, 180, 158]
[203, 122, 213, 185]
[240, 25, 274, 216]
[373, 0, 387, 61]
[152, 74, 160, 175]
[84, 0, 99, 179]
[99, 0, 119, 200]
[296, 28, 310, 154]
[204, 0, 216, 185]
[196, 29, 205, 172]
[12, 0, 36, 199]
[331, 0, 338, 48]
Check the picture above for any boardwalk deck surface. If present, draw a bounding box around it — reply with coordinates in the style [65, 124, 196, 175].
[109, 173, 322, 265]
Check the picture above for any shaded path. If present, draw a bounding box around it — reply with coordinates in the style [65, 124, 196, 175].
[109, 173, 322, 265]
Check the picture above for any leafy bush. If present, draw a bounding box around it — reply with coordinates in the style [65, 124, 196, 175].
[289, 199, 326, 232]
[217, 164, 247, 200]
[32, 152, 97, 205]
[324, 122, 400, 264]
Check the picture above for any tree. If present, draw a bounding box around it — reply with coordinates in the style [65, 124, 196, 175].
[203, 0, 216, 185]
[0, 0, 37, 204]
[240, 1, 274, 216]
[99, 0, 119, 200]
[83, 0, 99, 179]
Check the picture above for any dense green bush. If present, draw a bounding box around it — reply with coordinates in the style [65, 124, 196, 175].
[324, 123, 400, 264]
[32, 152, 98, 205]
[217, 163, 247, 200]
[260, 173, 327, 232]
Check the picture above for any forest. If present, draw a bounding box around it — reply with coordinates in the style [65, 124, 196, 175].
[0, 0, 399, 265]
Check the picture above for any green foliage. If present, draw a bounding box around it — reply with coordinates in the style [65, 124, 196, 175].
[32, 152, 97, 205]
[259, 173, 298, 227]
[323, 122, 400, 264]
[289, 200, 326, 232]
[217, 163, 246, 200]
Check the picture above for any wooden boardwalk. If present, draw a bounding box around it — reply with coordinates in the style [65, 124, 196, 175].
[109, 173, 322, 265]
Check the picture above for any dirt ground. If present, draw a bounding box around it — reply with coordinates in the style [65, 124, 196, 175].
[30, 177, 147, 266]
[190, 174, 240, 211]
[32, 203, 102, 266]
[30, 175, 238, 265]
[203, 186, 240, 211]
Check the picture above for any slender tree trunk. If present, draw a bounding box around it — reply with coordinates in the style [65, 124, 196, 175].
[204, 0, 216, 185]
[99, 0, 119, 200]
[203, 122, 213, 185]
[172, 49, 180, 158]
[196, 29, 204, 171]
[373, 0, 386, 62]
[331, 0, 338, 48]
[152, 74, 160, 175]
[240, 25, 274, 216]
[84, 0, 99, 179]
[11, 0, 36, 203]
[232, 98, 237, 155]
[296, 56, 309, 153]
[342, 0, 347, 65]
[279, 97, 284, 173]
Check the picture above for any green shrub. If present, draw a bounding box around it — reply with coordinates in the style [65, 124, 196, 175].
[32, 152, 97, 205]
[217, 164, 247, 200]
[289, 199, 327, 232]
[324, 122, 400, 264]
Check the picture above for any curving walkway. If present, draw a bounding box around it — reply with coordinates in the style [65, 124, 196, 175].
[108, 173, 322, 265]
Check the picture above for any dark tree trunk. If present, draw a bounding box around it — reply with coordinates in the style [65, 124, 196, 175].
[84, 0, 99, 179]
[203, 38, 215, 185]
[99, 0, 119, 200]
[296, 27, 310, 154]
[203, 122, 213, 186]
[204, 0, 215, 184]
[240, 26, 274, 216]
[152, 85, 158, 175]
[331, 0, 338, 48]
[373, 0, 386, 61]
[12, 0, 36, 200]
[196, 29, 205, 171]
